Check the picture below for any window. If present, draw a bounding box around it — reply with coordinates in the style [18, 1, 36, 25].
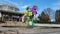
[8, 7, 14, 11]
[15, 8, 19, 11]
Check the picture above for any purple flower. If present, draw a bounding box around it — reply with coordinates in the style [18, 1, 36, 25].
[30, 6, 38, 14]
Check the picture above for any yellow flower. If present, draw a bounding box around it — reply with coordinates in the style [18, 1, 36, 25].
[22, 11, 27, 16]
[28, 12, 32, 16]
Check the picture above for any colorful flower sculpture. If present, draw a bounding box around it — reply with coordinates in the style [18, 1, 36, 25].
[22, 6, 38, 28]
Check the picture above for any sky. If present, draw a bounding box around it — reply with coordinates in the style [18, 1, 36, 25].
[0, 0, 60, 20]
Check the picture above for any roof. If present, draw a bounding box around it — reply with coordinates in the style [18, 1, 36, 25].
[0, 4, 19, 11]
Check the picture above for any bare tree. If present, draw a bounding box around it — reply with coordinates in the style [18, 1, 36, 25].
[43, 8, 55, 22]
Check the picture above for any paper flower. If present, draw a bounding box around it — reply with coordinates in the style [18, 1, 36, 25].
[28, 12, 32, 16]
[30, 6, 38, 14]
[22, 11, 27, 16]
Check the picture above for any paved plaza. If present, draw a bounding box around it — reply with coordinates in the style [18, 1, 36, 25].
[0, 22, 60, 34]
[0, 26, 60, 34]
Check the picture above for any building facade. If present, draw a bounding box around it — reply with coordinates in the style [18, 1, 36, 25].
[0, 4, 23, 22]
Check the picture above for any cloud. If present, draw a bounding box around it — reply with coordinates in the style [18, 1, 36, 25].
[51, 19, 55, 22]
[2, 0, 21, 7]
[52, 1, 60, 10]
[0, 0, 9, 4]
[52, 7, 60, 10]
[21, 5, 28, 8]
[1, 0, 30, 10]
[53, 2, 60, 6]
